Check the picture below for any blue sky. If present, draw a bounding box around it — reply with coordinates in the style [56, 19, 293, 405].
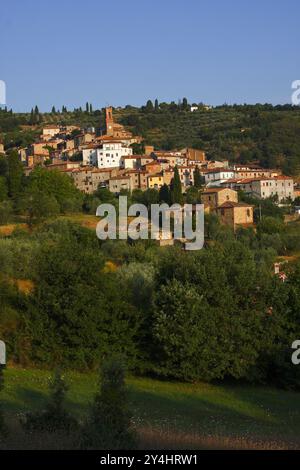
[1, 0, 300, 111]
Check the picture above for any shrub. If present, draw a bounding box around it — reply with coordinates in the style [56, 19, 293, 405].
[0, 201, 13, 225]
[81, 357, 136, 449]
[22, 369, 77, 433]
[0, 367, 8, 440]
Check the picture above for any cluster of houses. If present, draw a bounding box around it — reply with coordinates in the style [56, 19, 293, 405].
[11, 106, 297, 230]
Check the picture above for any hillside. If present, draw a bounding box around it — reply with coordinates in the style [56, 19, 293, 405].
[2, 102, 300, 176]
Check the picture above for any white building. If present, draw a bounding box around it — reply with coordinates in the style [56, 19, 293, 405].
[82, 147, 98, 166]
[204, 168, 235, 187]
[96, 141, 132, 168]
[236, 177, 295, 202]
[120, 155, 138, 169]
[82, 141, 133, 168]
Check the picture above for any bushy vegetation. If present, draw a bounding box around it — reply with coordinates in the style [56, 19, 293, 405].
[22, 369, 77, 433]
[0, 367, 7, 440]
[115, 101, 300, 176]
[81, 357, 136, 449]
[0, 206, 299, 388]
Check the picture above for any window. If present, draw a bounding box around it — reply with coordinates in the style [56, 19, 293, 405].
[247, 209, 250, 217]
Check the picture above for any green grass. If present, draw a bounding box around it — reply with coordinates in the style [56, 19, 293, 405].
[1, 368, 300, 448]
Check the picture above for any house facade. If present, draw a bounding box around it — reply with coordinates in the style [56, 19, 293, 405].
[109, 175, 131, 193]
[216, 202, 254, 229]
[82, 141, 133, 168]
[236, 177, 295, 201]
[204, 168, 235, 186]
[201, 188, 238, 210]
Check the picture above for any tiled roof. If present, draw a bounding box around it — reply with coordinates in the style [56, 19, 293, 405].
[218, 201, 254, 208]
[202, 187, 235, 193]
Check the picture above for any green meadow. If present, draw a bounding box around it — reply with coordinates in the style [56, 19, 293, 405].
[1, 368, 300, 449]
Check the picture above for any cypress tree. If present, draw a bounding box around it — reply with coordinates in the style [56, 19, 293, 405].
[170, 166, 183, 204]
[159, 183, 170, 204]
[81, 357, 136, 449]
[22, 369, 76, 433]
[194, 165, 203, 189]
[145, 100, 154, 112]
[7, 149, 24, 199]
[29, 108, 35, 125]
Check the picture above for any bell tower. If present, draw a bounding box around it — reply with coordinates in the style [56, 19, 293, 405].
[105, 106, 114, 136]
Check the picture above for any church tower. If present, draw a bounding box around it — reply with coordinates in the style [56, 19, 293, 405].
[105, 106, 114, 136]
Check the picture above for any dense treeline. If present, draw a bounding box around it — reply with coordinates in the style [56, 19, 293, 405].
[0, 150, 84, 225]
[0, 210, 300, 388]
[117, 101, 300, 176]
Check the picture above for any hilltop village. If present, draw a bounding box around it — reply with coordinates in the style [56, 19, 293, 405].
[6, 106, 297, 230]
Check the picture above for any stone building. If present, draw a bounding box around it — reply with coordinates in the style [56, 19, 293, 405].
[216, 201, 254, 229]
[201, 188, 238, 210]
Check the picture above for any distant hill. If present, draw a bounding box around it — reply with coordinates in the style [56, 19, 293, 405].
[1, 102, 300, 176]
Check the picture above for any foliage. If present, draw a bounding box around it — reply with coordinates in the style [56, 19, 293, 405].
[22, 369, 77, 433]
[170, 166, 183, 204]
[0, 367, 7, 439]
[7, 149, 24, 199]
[24, 167, 82, 211]
[0, 177, 8, 202]
[26, 222, 141, 368]
[0, 200, 13, 225]
[81, 357, 136, 449]
[194, 166, 204, 189]
[0, 211, 299, 387]
[185, 186, 200, 204]
[159, 184, 171, 204]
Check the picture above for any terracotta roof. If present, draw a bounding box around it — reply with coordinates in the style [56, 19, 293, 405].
[124, 169, 147, 174]
[204, 167, 233, 174]
[218, 201, 254, 209]
[202, 187, 235, 194]
[235, 176, 293, 184]
[221, 178, 242, 184]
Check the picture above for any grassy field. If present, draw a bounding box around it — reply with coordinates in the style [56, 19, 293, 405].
[1, 368, 300, 449]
